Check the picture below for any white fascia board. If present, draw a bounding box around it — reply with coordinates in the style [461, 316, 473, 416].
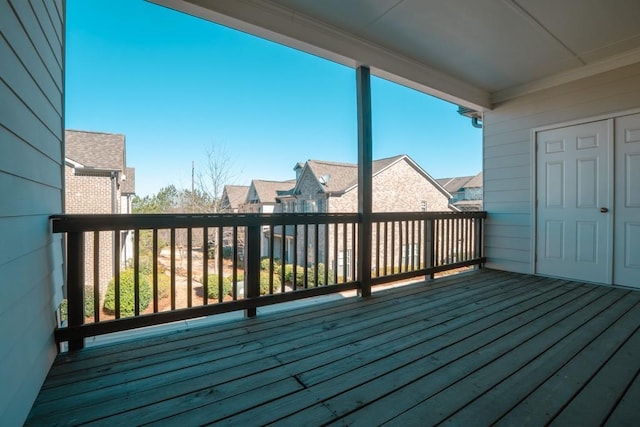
[65, 158, 84, 168]
[150, 0, 491, 111]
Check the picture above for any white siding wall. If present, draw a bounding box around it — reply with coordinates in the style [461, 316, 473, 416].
[0, 0, 65, 424]
[483, 62, 640, 273]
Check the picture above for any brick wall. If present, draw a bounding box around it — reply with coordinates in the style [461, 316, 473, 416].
[65, 165, 120, 299]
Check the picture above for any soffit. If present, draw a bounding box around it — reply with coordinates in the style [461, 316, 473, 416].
[153, 0, 640, 109]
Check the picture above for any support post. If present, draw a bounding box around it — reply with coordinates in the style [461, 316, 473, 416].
[357, 66, 373, 297]
[244, 224, 261, 317]
[67, 231, 85, 351]
[475, 216, 484, 268]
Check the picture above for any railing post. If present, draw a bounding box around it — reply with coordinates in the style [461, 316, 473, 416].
[475, 215, 484, 268]
[245, 224, 261, 317]
[425, 218, 435, 280]
[356, 65, 372, 297]
[67, 231, 85, 351]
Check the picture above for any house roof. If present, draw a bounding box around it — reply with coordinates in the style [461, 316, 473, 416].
[223, 185, 250, 209]
[298, 154, 449, 197]
[464, 172, 483, 189]
[302, 155, 403, 194]
[250, 179, 297, 204]
[65, 130, 125, 171]
[437, 172, 482, 193]
[437, 176, 475, 194]
[156, 0, 640, 111]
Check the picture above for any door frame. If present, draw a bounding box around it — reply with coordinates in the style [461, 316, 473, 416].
[530, 108, 640, 283]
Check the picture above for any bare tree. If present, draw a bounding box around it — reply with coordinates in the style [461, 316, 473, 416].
[197, 143, 235, 213]
[196, 143, 243, 273]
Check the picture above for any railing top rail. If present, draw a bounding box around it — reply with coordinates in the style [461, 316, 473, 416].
[50, 211, 487, 233]
[50, 212, 361, 233]
[371, 211, 487, 221]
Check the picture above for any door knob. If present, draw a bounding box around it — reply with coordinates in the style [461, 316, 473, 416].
[600, 207, 609, 213]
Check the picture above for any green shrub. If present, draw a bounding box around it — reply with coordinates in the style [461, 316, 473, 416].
[58, 285, 98, 322]
[204, 274, 244, 300]
[308, 263, 335, 286]
[154, 273, 171, 299]
[259, 271, 282, 295]
[103, 269, 152, 317]
[260, 257, 282, 275]
[84, 286, 95, 317]
[284, 264, 305, 285]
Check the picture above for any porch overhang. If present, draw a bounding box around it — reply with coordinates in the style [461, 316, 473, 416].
[150, 0, 640, 111]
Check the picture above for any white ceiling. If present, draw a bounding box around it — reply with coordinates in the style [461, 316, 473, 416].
[153, 0, 640, 111]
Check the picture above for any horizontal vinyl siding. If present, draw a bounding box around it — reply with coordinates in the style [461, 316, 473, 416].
[0, 0, 64, 425]
[483, 61, 640, 274]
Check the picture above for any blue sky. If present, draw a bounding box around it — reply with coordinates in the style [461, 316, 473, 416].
[66, 0, 482, 197]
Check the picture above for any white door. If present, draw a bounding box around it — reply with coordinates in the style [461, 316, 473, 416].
[614, 114, 640, 288]
[536, 120, 613, 284]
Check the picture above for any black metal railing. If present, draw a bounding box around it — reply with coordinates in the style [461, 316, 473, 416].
[52, 211, 486, 350]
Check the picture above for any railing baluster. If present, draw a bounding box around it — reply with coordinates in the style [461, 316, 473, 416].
[114, 229, 121, 319]
[398, 220, 403, 273]
[232, 226, 238, 300]
[153, 229, 159, 312]
[351, 222, 356, 281]
[293, 224, 298, 290]
[417, 220, 422, 271]
[93, 231, 100, 322]
[342, 223, 347, 282]
[187, 227, 192, 308]
[245, 224, 260, 317]
[281, 223, 286, 292]
[134, 228, 140, 316]
[202, 226, 208, 305]
[170, 228, 176, 310]
[269, 224, 275, 295]
[375, 221, 380, 278]
[314, 223, 319, 288]
[332, 224, 339, 283]
[324, 223, 329, 286]
[303, 224, 309, 288]
[425, 217, 434, 280]
[384, 221, 388, 276]
[390, 221, 395, 275]
[217, 226, 223, 302]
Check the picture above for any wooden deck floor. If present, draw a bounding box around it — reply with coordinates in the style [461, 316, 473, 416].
[27, 269, 640, 426]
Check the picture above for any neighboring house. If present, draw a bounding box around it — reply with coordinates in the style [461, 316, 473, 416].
[242, 179, 296, 256]
[282, 154, 453, 214]
[274, 154, 455, 274]
[437, 172, 483, 211]
[65, 130, 136, 297]
[244, 179, 297, 213]
[220, 185, 249, 213]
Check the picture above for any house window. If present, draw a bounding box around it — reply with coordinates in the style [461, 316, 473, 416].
[303, 199, 317, 213]
[420, 201, 427, 212]
[317, 198, 326, 213]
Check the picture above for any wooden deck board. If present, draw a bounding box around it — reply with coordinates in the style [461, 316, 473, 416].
[26, 270, 640, 426]
[433, 291, 640, 426]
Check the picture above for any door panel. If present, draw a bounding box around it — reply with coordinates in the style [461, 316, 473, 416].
[536, 120, 612, 283]
[614, 114, 640, 287]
